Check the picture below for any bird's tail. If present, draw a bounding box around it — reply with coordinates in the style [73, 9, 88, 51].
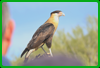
[21, 48, 29, 58]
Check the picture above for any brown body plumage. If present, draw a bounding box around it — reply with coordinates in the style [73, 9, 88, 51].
[21, 10, 65, 62]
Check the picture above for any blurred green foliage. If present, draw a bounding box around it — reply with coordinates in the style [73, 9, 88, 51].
[11, 16, 98, 66]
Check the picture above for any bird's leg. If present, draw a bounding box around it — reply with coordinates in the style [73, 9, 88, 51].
[41, 46, 47, 55]
[49, 48, 53, 57]
[24, 49, 35, 63]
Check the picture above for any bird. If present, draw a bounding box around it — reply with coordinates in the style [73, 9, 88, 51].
[20, 10, 65, 62]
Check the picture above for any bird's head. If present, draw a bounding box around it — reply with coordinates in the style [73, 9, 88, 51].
[50, 10, 65, 17]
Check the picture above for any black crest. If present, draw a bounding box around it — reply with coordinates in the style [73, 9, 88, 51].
[51, 10, 62, 15]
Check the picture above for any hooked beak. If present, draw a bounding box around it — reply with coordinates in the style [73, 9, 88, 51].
[62, 12, 65, 16]
[58, 12, 65, 17]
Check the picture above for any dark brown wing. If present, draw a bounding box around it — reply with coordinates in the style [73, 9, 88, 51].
[27, 23, 55, 49]
[46, 34, 53, 48]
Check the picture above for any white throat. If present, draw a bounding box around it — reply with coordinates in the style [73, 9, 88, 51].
[54, 14, 59, 23]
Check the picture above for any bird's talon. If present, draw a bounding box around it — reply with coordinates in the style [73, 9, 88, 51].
[46, 53, 53, 57]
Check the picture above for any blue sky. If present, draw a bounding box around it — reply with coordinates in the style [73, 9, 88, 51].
[6, 2, 98, 61]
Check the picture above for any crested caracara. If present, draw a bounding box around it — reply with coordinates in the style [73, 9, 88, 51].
[21, 10, 65, 62]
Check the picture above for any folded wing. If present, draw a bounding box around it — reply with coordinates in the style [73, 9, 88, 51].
[27, 23, 55, 49]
